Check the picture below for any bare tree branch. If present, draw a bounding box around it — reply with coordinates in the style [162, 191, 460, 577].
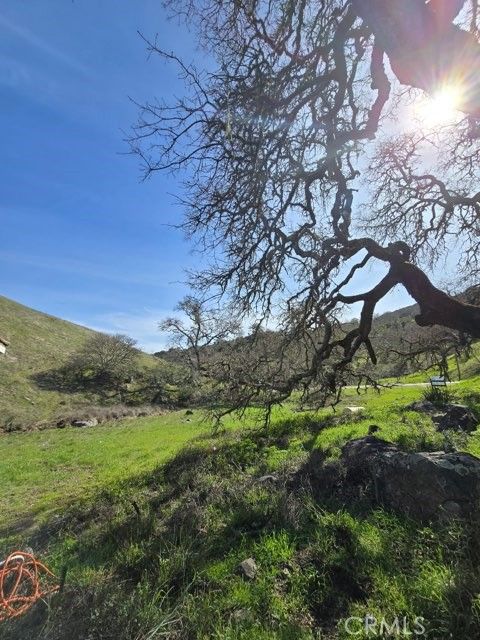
[128, 0, 480, 412]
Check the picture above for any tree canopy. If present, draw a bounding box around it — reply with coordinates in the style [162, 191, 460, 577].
[130, 0, 480, 407]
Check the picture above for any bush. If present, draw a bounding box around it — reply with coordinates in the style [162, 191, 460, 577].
[422, 386, 455, 406]
[0, 414, 22, 433]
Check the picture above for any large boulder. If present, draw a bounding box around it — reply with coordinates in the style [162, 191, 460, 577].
[341, 436, 480, 522]
[408, 400, 478, 433]
[432, 404, 478, 433]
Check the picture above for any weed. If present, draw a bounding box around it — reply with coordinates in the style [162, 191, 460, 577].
[421, 386, 455, 406]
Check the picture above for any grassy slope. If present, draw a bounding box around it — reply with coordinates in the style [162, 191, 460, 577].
[0, 405, 295, 539]
[1, 378, 480, 638]
[2, 380, 479, 538]
[0, 295, 157, 427]
[0, 411, 208, 538]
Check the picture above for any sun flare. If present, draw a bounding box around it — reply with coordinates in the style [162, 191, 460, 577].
[412, 84, 463, 129]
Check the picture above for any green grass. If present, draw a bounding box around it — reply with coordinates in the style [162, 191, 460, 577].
[0, 405, 298, 538]
[0, 411, 212, 537]
[1, 378, 480, 638]
[2, 383, 480, 639]
[2, 380, 479, 541]
[309, 377, 480, 459]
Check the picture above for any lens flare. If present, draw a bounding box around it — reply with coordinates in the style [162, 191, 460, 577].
[413, 84, 463, 128]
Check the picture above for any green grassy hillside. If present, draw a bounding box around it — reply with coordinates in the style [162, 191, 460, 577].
[0, 296, 157, 428]
[1, 378, 480, 639]
[0, 410, 211, 539]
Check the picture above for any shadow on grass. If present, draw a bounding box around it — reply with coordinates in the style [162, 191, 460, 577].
[3, 422, 480, 639]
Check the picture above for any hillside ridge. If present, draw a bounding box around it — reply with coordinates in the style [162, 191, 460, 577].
[0, 295, 157, 427]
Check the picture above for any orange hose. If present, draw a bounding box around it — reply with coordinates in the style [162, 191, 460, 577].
[0, 551, 59, 621]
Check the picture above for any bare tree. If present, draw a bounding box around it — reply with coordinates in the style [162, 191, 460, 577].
[130, 0, 480, 409]
[159, 296, 241, 380]
[388, 325, 473, 380]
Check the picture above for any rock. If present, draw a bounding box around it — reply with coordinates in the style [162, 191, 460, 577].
[71, 418, 98, 428]
[185, 409, 194, 415]
[433, 404, 478, 433]
[231, 608, 252, 623]
[344, 406, 364, 415]
[342, 436, 398, 476]
[257, 474, 278, 483]
[237, 557, 257, 580]
[341, 436, 480, 522]
[408, 400, 478, 433]
[407, 400, 436, 412]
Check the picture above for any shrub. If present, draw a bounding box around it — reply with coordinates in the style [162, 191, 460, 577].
[422, 386, 455, 406]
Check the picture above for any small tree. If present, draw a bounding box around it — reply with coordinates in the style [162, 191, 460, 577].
[159, 296, 241, 381]
[130, 359, 191, 405]
[70, 333, 139, 397]
[387, 325, 472, 380]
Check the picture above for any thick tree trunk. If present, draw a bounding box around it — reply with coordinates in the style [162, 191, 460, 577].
[393, 261, 480, 337]
[346, 239, 480, 338]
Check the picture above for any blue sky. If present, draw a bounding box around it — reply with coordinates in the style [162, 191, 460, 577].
[0, 1, 416, 352]
[0, 1, 204, 351]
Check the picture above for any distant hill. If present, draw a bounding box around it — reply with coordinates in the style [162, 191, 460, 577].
[0, 295, 158, 428]
[155, 302, 423, 364]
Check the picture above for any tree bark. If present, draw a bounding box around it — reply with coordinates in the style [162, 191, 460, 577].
[393, 261, 480, 337]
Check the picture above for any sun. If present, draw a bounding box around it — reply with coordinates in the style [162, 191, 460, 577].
[412, 84, 463, 129]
